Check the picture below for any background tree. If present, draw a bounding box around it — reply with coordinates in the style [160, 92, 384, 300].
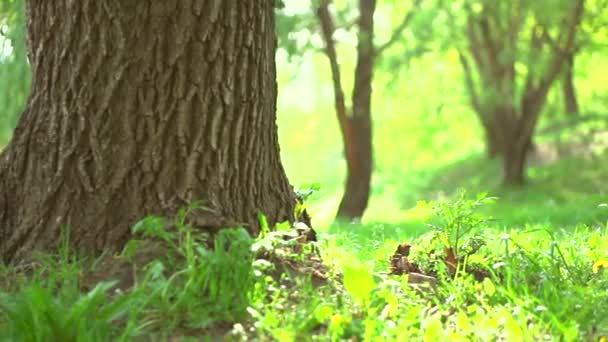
[278, 0, 423, 222]
[315, 0, 376, 222]
[317, 0, 424, 222]
[0, 0, 30, 145]
[445, 0, 584, 184]
[0, 0, 295, 263]
[558, 0, 608, 116]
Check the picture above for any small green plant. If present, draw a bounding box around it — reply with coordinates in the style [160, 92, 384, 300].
[3, 190, 608, 340]
[426, 190, 496, 253]
[0, 281, 133, 341]
[120, 203, 256, 330]
[401, 191, 496, 278]
[342, 255, 376, 307]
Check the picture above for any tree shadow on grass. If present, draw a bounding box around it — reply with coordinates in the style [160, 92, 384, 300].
[399, 152, 608, 229]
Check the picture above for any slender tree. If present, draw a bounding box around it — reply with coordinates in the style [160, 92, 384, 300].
[316, 0, 422, 221]
[0, 0, 295, 263]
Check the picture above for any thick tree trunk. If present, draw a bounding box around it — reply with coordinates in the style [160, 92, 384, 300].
[0, 1, 295, 263]
[483, 109, 536, 159]
[502, 89, 551, 184]
[483, 116, 505, 158]
[503, 136, 530, 185]
[485, 103, 534, 185]
[562, 54, 579, 115]
[335, 0, 376, 222]
[480, 104, 512, 158]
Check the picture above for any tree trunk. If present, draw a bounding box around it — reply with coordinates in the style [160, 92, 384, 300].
[460, 0, 583, 185]
[483, 110, 536, 159]
[481, 105, 518, 158]
[0, 1, 295, 263]
[503, 136, 529, 185]
[490, 103, 533, 185]
[335, 0, 376, 222]
[483, 115, 505, 158]
[336, 115, 373, 222]
[562, 54, 579, 115]
[502, 88, 552, 184]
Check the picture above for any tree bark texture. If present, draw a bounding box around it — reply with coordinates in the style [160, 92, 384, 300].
[0, 1, 295, 263]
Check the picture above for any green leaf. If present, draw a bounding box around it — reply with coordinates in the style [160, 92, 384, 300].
[121, 239, 143, 259]
[131, 216, 171, 242]
[343, 260, 376, 306]
[482, 277, 496, 296]
[257, 212, 270, 236]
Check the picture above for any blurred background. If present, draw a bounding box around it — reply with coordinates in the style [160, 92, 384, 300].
[1, 0, 607, 230]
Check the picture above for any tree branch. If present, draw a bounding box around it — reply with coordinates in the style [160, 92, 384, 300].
[530, 0, 583, 101]
[375, 0, 423, 56]
[520, 0, 585, 136]
[316, 0, 357, 163]
[352, 0, 376, 117]
[316, 0, 347, 118]
[457, 51, 483, 116]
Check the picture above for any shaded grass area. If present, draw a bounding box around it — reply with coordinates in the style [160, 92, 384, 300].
[313, 152, 608, 271]
[399, 152, 608, 229]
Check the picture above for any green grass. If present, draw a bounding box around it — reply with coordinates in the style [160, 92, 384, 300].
[397, 152, 608, 229]
[2, 157, 608, 340]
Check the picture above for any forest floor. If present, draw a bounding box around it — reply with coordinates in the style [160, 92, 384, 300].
[1, 149, 608, 341]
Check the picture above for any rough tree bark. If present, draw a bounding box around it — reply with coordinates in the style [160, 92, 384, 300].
[0, 1, 295, 263]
